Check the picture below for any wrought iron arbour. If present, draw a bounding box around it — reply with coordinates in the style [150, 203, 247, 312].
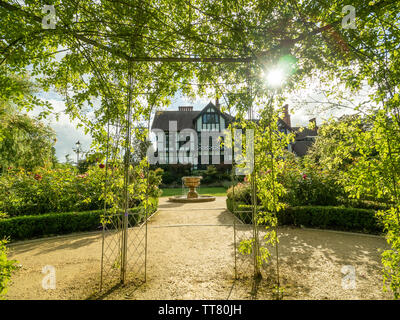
[99, 47, 262, 289]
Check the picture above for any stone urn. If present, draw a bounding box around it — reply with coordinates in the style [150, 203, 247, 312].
[182, 176, 202, 199]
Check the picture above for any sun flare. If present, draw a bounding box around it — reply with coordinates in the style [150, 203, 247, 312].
[265, 68, 285, 88]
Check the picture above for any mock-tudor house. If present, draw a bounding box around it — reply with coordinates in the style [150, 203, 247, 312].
[150, 101, 317, 169]
[280, 104, 319, 157]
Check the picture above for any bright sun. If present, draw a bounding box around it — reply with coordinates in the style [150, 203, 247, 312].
[265, 68, 285, 88]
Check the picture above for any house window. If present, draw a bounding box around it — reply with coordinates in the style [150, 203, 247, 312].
[202, 113, 219, 124]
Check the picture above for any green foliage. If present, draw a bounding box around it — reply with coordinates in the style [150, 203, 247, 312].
[0, 239, 17, 298]
[156, 164, 231, 187]
[0, 69, 56, 173]
[280, 162, 342, 206]
[378, 207, 400, 299]
[1, 0, 400, 299]
[156, 164, 192, 186]
[0, 197, 158, 241]
[339, 198, 390, 211]
[0, 166, 105, 216]
[147, 167, 163, 198]
[226, 182, 252, 204]
[226, 198, 252, 224]
[0, 165, 162, 217]
[304, 114, 400, 297]
[282, 206, 382, 234]
[202, 165, 218, 184]
[161, 186, 227, 197]
[0, 105, 57, 173]
[226, 198, 382, 234]
[305, 116, 366, 175]
[228, 159, 343, 207]
[329, 111, 400, 298]
[230, 99, 296, 293]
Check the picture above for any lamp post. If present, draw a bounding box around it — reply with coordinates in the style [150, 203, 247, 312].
[73, 141, 83, 166]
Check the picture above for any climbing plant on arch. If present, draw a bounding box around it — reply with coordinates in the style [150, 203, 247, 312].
[1, 0, 400, 297]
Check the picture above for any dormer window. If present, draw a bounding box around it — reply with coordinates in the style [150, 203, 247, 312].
[202, 113, 219, 124]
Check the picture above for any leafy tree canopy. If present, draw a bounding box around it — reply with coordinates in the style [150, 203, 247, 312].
[0, 0, 398, 126]
[0, 71, 57, 172]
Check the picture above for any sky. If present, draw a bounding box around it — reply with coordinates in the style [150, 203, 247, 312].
[30, 91, 92, 163]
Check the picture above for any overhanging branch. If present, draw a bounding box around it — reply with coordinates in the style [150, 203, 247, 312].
[0, 0, 394, 65]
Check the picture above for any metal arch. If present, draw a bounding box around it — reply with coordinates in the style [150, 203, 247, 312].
[230, 64, 261, 281]
[100, 66, 150, 290]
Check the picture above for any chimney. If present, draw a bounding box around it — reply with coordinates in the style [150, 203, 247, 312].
[282, 104, 291, 127]
[215, 97, 220, 110]
[309, 118, 317, 130]
[178, 106, 193, 112]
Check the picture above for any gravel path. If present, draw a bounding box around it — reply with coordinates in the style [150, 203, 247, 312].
[6, 197, 393, 300]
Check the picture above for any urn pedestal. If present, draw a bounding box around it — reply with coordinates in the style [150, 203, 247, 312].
[182, 176, 202, 199]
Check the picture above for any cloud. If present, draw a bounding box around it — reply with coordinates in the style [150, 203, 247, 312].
[28, 93, 92, 162]
[52, 122, 92, 162]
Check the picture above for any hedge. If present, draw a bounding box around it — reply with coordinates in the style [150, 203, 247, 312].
[226, 198, 384, 234]
[0, 197, 158, 241]
[338, 198, 391, 211]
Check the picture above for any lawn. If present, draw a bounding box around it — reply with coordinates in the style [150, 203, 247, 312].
[160, 186, 227, 197]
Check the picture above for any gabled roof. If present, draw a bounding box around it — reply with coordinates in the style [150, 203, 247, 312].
[152, 101, 235, 131]
[278, 118, 293, 132]
[151, 110, 201, 131]
[193, 101, 235, 124]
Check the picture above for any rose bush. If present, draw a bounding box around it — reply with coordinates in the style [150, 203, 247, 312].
[0, 165, 163, 217]
[279, 156, 343, 206]
[227, 155, 343, 207]
[227, 182, 252, 204]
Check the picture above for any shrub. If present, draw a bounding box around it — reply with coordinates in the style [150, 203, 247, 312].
[202, 165, 218, 184]
[156, 164, 192, 186]
[157, 164, 232, 187]
[202, 165, 231, 184]
[0, 166, 162, 217]
[0, 166, 105, 216]
[147, 168, 163, 198]
[0, 197, 158, 241]
[280, 166, 342, 206]
[226, 199, 253, 224]
[0, 239, 17, 298]
[221, 180, 233, 189]
[338, 198, 390, 211]
[226, 198, 383, 234]
[282, 206, 383, 234]
[226, 182, 252, 204]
